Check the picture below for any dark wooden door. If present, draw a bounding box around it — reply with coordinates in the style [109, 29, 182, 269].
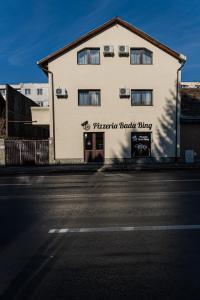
[84, 132, 104, 162]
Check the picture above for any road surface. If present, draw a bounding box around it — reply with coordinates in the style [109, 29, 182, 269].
[0, 170, 200, 299]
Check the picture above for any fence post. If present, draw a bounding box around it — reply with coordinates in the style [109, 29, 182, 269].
[0, 139, 5, 166]
[49, 138, 56, 164]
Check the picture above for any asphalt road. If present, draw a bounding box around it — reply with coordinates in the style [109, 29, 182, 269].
[1, 170, 200, 300]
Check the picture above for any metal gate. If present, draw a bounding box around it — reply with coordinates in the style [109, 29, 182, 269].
[5, 140, 49, 165]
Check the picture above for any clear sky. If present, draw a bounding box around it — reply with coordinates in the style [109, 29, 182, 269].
[1, 0, 200, 83]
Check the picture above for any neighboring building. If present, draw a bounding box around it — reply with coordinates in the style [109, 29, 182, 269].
[37, 17, 186, 164]
[181, 88, 200, 162]
[181, 82, 200, 89]
[0, 83, 49, 107]
[0, 85, 49, 138]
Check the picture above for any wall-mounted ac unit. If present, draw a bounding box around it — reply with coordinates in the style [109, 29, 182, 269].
[118, 45, 129, 56]
[56, 88, 67, 97]
[103, 45, 114, 56]
[119, 88, 130, 97]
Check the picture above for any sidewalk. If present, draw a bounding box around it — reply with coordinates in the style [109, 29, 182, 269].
[0, 162, 200, 176]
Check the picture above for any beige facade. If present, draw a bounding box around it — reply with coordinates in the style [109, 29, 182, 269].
[31, 107, 50, 125]
[38, 18, 185, 163]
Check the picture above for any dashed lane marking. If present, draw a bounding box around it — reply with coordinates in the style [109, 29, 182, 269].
[48, 224, 200, 234]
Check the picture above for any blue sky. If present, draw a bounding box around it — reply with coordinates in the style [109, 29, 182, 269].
[0, 0, 200, 83]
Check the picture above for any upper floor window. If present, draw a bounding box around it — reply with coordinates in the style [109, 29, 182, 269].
[78, 90, 100, 106]
[131, 90, 153, 106]
[37, 88, 43, 95]
[130, 48, 152, 65]
[25, 88, 31, 95]
[77, 48, 100, 65]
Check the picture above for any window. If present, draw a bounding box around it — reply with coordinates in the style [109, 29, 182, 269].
[25, 89, 31, 95]
[37, 88, 43, 95]
[77, 48, 100, 65]
[78, 90, 100, 106]
[0, 89, 5, 96]
[130, 48, 152, 64]
[131, 90, 152, 106]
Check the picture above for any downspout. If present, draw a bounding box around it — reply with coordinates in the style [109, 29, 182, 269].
[41, 67, 56, 161]
[175, 55, 186, 163]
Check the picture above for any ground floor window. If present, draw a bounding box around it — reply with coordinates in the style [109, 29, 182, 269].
[131, 132, 151, 157]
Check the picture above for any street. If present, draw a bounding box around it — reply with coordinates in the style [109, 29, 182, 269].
[0, 170, 200, 299]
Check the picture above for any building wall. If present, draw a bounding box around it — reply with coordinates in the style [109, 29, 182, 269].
[47, 24, 181, 162]
[0, 83, 49, 107]
[180, 123, 200, 161]
[181, 82, 200, 89]
[6, 85, 49, 139]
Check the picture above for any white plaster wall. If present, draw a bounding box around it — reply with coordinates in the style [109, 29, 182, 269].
[47, 24, 181, 160]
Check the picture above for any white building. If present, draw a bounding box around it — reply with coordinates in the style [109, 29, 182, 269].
[37, 17, 186, 164]
[0, 83, 49, 107]
[181, 82, 200, 89]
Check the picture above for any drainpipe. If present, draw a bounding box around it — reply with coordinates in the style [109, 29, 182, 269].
[41, 67, 56, 161]
[175, 54, 186, 163]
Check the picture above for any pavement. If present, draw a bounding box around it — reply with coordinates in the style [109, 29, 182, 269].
[0, 161, 200, 176]
[0, 170, 200, 299]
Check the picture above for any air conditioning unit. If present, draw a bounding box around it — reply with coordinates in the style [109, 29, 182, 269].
[118, 45, 129, 56]
[103, 45, 114, 56]
[119, 88, 130, 97]
[56, 88, 67, 97]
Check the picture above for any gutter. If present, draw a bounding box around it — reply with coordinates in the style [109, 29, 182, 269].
[175, 54, 186, 162]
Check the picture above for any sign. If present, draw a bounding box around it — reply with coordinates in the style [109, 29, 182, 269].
[81, 121, 152, 130]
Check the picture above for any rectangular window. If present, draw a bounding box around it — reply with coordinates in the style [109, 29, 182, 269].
[78, 90, 100, 106]
[130, 48, 152, 64]
[37, 88, 43, 95]
[77, 48, 100, 65]
[25, 89, 31, 95]
[131, 90, 153, 106]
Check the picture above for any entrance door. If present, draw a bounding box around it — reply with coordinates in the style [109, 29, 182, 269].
[131, 132, 151, 157]
[84, 132, 104, 162]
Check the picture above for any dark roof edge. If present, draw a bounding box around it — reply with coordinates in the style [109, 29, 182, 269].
[37, 17, 185, 68]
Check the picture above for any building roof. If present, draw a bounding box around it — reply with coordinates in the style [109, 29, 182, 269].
[37, 16, 185, 69]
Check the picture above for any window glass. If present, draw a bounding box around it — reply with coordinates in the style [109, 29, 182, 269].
[25, 89, 31, 95]
[142, 49, 152, 64]
[131, 49, 152, 64]
[84, 133, 93, 150]
[78, 49, 100, 64]
[89, 49, 100, 64]
[131, 49, 141, 64]
[142, 91, 152, 105]
[79, 90, 100, 106]
[96, 133, 104, 150]
[37, 89, 43, 95]
[131, 91, 142, 105]
[131, 90, 152, 106]
[78, 49, 87, 64]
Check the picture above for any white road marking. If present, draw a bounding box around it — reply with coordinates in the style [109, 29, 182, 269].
[48, 224, 200, 234]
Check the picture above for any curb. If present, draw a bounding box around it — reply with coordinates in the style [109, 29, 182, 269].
[0, 163, 199, 176]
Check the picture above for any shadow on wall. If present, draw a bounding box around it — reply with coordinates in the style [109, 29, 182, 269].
[154, 90, 177, 161]
[110, 89, 178, 165]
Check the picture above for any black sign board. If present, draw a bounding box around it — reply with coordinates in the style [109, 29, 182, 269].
[131, 132, 151, 157]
